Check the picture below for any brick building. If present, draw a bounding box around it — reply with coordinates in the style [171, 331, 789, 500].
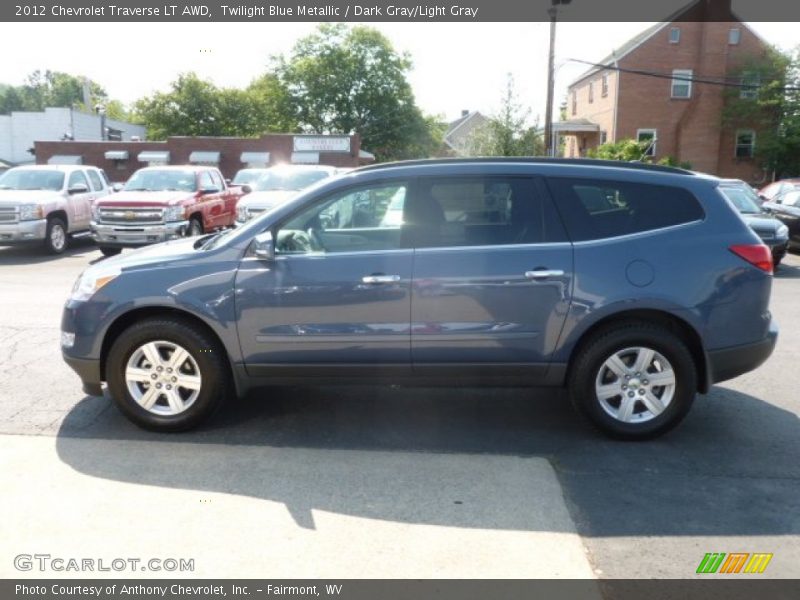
[557, 0, 773, 183]
[34, 133, 373, 182]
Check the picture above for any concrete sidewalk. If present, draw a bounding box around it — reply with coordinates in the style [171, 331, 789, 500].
[1, 433, 598, 581]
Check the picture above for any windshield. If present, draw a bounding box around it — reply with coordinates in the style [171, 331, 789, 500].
[124, 169, 197, 192]
[253, 169, 331, 192]
[720, 184, 762, 214]
[0, 169, 65, 191]
[232, 169, 267, 185]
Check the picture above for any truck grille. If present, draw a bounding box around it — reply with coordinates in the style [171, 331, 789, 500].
[0, 208, 18, 224]
[98, 207, 164, 225]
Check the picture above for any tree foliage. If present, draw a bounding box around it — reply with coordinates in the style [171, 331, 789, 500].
[0, 70, 111, 114]
[587, 138, 691, 169]
[272, 24, 441, 160]
[723, 47, 798, 178]
[463, 75, 543, 157]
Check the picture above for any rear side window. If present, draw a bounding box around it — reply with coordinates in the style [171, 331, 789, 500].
[546, 178, 704, 241]
[407, 176, 567, 248]
[86, 169, 104, 191]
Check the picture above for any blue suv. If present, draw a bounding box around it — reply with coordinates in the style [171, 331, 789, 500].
[61, 159, 778, 439]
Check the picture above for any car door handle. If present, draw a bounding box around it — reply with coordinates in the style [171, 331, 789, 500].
[362, 275, 401, 284]
[525, 269, 565, 280]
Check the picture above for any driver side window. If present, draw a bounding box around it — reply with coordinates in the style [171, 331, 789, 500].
[276, 182, 408, 255]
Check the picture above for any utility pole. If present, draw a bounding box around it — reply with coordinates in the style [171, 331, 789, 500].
[543, 0, 570, 157]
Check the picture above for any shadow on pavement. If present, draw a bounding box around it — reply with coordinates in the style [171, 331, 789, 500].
[0, 238, 98, 265]
[54, 383, 800, 537]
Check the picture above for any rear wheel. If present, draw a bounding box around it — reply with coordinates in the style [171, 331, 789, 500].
[44, 216, 68, 254]
[99, 246, 122, 257]
[568, 322, 697, 440]
[106, 317, 229, 432]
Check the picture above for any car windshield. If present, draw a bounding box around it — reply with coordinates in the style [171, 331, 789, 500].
[123, 169, 197, 192]
[782, 190, 800, 207]
[232, 170, 267, 185]
[0, 169, 65, 191]
[720, 185, 762, 214]
[253, 169, 331, 192]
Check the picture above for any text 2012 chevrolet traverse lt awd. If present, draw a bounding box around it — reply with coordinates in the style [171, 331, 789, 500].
[61, 159, 778, 439]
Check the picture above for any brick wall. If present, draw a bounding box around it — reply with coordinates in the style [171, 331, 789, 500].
[34, 134, 365, 182]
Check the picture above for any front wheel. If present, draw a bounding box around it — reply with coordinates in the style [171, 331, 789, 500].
[568, 322, 697, 440]
[187, 217, 203, 237]
[106, 318, 229, 431]
[99, 246, 122, 257]
[44, 217, 68, 254]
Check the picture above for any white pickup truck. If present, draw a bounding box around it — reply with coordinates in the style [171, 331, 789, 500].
[0, 165, 112, 254]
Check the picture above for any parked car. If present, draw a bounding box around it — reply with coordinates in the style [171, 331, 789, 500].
[718, 179, 789, 265]
[0, 164, 112, 254]
[91, 166, 250, 256]
[762, 189, 800, 251]
[234, 165, 339, 225]
[231, 168, 270, 187]
[61, 158, 777, 439]
[757, 178, 800, 204]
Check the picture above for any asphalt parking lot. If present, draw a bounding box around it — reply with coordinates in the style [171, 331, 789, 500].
[1, 239, 798, 580]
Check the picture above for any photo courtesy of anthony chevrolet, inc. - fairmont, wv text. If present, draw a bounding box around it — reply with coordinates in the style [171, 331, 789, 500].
[1, 1, 800, 599]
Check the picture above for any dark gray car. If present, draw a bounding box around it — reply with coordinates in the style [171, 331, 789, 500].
[61, 159, 778, 439]
[718, 179, 789, 265]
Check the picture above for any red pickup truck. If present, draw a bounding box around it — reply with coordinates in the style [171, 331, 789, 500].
[91, 165, 249, 256]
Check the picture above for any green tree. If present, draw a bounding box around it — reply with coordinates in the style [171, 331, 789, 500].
[464, 75, 544, 157]
[723, 47, 797, 178]
[273, 24, 440, 160]
[587, 138, 691, 168]
[133, 72, 295, 139]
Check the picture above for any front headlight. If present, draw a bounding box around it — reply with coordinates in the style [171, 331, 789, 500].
[69, 265, 121, 302]
[164, 205, 184, 222]
[19, 204, 44, 221]
[237, 205, 249, 222]
[777, 224, 789, 238]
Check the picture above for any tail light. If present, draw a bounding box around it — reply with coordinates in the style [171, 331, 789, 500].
[729, 244, 773, 274]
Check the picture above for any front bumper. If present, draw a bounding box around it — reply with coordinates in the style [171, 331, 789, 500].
[62, 353, 103, 396]
[707, 317, 778, 385]
[91, 220, 189, 247]
[0, 219, 47, 244]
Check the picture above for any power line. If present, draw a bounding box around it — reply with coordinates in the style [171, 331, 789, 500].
[566, 58, 800, 92]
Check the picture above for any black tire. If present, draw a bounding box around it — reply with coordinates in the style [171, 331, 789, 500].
[187, 216, 203, 237]
[44, 216, 68, 254]
[99, 246, 122, 257]
[568, 321, 697, 440]
[106, 317, 230, 432]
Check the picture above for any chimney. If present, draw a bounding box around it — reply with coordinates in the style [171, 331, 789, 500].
[461, 109, 469, 117]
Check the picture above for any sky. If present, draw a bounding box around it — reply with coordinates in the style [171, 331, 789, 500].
[0, 21, 795, 124]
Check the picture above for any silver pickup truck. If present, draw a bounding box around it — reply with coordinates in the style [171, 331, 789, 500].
[0, 165, 112, 254]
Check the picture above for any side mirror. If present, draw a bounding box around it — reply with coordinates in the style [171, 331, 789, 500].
[241, 184, 252, 195]
[112, 183, 124, 192]
[253, 230, 274, 261]
[68, 183, 89, 194]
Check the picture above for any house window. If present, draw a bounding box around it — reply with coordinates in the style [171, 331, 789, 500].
[740, 72, 760, 100]
[669, 27, 681, 44]
[601, 73, 609, 97]
[637, 129, 657, 157]
[729, 28, 741, 45]
[671, 69, 693, 99]
[588, 82, 594, 103]
[600, 131, 608, 145]
[571, 91, 577, 115]
[735, 130, 755, 158]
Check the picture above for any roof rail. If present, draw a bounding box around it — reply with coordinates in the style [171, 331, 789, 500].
[354, 157, 695, 176]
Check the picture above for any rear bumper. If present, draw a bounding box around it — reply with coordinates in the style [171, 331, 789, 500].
[91, 220, 188, 247]
[707, 318, 778, 386]
[0, 219, 47, 243]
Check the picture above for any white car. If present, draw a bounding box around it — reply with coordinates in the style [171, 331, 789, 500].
[235, 165, 340, 225]
[0, 165, 111, 254]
